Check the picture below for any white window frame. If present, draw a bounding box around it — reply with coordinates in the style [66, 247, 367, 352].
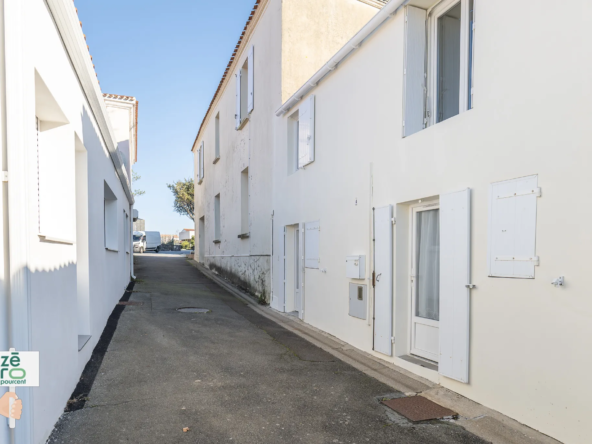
[426, 0, 474, 127]
[409, 200, 440, 363]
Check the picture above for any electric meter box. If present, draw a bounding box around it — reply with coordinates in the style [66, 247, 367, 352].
[346, 255, 365, 279]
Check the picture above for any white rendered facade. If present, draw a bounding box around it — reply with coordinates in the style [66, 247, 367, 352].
[0, 1, 136, 443]
[192, 0, 381, 299]
[271, 1, 592, 443]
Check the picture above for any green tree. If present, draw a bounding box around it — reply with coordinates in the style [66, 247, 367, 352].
[167, 179, 194, 221]
[132, 171, 145, 197]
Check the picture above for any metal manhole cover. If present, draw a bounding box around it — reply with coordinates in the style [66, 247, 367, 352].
[177, 307, 211, 313]
[382, 396, 457, 422]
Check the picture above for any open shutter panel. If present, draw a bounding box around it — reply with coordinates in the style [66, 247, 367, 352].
[403, 5, 426, 137]
[200, 142, 204, 180]
[304, 220, 319, 269]
[298, 95, 315, 168]
[235, 72, 241, 129]
[439, 188, 471, 383]
[248, 46, 254, 114]
[197, 146, 202, 183]
[488, 175, 539, 278]
[374, 205, 393, 356]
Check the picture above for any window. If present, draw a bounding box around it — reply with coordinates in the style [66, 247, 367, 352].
[35, 71, 74, 242]
[197, 141, 204, 184]
[235, 45, 254, 129]
[304, 220, 320, 269]
[403, 1, 475, 137]
[214, 113, 220, 163]
[240, 168, 249, 236]
[214, 193, 221, 242]
[488, 175, 540, 279]
[104, 181, 118, 251]
[287, 95, 315, 173]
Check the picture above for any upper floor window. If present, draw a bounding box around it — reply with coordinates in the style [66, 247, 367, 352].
[235, 45, 254, 130]
[403, 0, 475, 137]
[214, 113, 220, 163]
[287, 95, 315, 174]
[197, 141, 204, 184]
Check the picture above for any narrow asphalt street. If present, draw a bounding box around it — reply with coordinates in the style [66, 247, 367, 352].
[49, 254, 486, 444]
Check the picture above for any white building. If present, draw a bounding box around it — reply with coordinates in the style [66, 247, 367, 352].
[179, 229, 195, 241]
[270, 1, 591, 443]
[0, 1, 137, 443]
[193, 0, 384, 300]
[196, 0, 592, 443]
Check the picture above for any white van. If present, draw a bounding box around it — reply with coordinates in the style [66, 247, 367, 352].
[133, 231, 161, 253]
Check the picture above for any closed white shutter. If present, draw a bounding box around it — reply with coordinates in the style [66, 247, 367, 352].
[403, 5, 426, 137]
[198, 146, 201, 182]
[488, 175, 539, 278]
[304, 220, 319, 269]
[374, 205, 393, 356]
[235, 71, 241, 129]
[298, 95, 315, 168]
[439, 188, 471, 383]
[248, 45, 254, 114]
[200, 141, 204, 181]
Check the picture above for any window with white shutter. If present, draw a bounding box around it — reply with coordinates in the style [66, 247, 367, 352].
[304, 220, 320, 269]
[298, 95, 315, 169]
[235, 71, 242, 129]
[402, 1, 476, 136]
[403, 5, 426, 137]
[248, 46, 254, 114]
[488, 175, 540, 279]
[200, 141, 205, 182]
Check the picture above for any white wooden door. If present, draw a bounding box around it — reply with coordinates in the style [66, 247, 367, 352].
[374, 205, 393, 356]
[298, 223, 305, 320]
[294, 227, 301, 314]
[410, 204, 440, 362]
[439, 188, 471, 383]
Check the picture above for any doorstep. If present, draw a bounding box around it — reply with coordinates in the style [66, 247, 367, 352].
[190, 259, 561, 444]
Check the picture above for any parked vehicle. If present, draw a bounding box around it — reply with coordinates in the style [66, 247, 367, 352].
[133, 231, 161, 253]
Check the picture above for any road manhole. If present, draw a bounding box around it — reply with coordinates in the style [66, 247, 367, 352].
[177, 307, 211, 314]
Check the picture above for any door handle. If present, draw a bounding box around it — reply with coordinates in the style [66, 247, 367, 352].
[376, 273, 382, 283]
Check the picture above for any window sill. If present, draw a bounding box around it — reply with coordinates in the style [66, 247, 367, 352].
[238, 232, 250, 239]
[105, 247, 119, 252]
[213, 156, 220, 164]
[78, 335, 92, 352]
[237, 116, 249, 131]
[213, 239, 221, 244]
[38, 234, 75, 245]
[198, 179, 203, 185]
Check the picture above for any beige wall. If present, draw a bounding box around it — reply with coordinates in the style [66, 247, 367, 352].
[281, 0, 379, 102]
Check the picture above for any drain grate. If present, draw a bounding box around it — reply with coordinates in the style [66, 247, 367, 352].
[177, 307, 211, 314]
[382, 396, 457, 422]
[118, 301, 144, 306]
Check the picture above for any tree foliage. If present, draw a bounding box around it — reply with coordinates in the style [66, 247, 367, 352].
[132, 171, 145, 197]
[167, 179, 194, 221]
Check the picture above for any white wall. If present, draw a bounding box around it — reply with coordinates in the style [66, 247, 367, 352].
[272, 1, 592, 443]
[1, 1, 134, 442]
[193, 0, 380, 300]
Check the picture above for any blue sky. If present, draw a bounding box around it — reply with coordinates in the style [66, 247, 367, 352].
[77, 0, 255, 235]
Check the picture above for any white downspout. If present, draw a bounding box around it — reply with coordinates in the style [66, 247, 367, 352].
[130, 204, 135, 280]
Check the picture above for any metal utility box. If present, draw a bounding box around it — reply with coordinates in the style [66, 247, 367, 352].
[349, 283, 367, 320]
[346, 255, 365, 279]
